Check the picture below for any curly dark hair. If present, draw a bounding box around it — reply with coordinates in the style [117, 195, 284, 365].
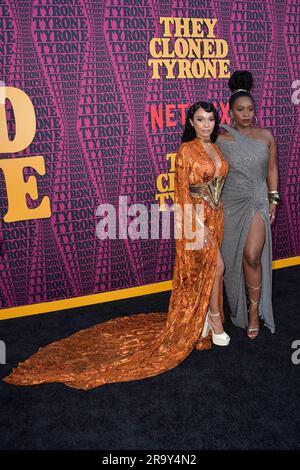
[228, 70, 254, 109]
[181, 101, 220, 143]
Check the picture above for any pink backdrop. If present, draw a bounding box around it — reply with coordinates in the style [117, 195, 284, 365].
[0, 0, 299, 310]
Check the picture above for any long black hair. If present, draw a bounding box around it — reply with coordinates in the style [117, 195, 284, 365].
[181, 101, 220, 143]
[228, 70, 254, 109]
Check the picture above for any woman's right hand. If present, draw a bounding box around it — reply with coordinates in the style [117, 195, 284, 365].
[203, 225, 213, 246]
[195, 215, 213, 247]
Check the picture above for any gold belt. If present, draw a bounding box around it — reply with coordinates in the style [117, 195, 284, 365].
[189, 176, 226, 210]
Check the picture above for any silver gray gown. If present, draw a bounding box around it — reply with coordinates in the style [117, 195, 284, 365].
[216, 124, 275, 333]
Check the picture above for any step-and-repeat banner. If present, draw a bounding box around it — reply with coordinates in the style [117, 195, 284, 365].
[0, 0, 299, 313]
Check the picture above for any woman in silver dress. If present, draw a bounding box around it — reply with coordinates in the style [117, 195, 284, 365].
[217, 71, 279, 339]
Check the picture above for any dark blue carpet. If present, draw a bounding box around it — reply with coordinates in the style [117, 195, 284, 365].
[0, 266, 299, 450]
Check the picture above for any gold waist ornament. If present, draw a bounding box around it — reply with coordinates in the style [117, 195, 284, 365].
[189, 176, 226, 210]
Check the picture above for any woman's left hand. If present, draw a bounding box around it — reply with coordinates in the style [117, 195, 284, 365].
[269, 203, 277, 224]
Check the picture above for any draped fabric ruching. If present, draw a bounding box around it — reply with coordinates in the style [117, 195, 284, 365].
[4, 139, 228, 390]
[217, 124, 275, 333]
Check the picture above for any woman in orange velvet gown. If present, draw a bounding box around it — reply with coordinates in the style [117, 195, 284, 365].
[4, 102, 230, 390]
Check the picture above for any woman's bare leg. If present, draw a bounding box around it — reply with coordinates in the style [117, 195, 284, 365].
[208, 245, 225, 334]
[243, 212, 265, 337]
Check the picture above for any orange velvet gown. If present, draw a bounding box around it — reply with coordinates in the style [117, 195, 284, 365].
[4, 139, 228, 390]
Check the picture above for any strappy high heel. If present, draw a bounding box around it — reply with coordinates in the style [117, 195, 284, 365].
[245, 281, 261, 339]
[201, 308, 230, 346]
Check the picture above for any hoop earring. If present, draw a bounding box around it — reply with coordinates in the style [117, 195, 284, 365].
[251, 116, 258, 127]
[230, 117, 236, 128]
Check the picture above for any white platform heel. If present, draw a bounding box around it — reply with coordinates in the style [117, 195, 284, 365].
[201, 308, 230, 346]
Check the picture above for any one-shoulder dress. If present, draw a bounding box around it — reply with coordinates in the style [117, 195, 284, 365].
[216, 124, 275, 333]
